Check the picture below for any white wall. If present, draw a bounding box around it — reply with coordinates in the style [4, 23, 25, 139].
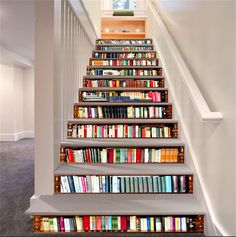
[23, 68, 34, 137]
[82, 0, 101, 37]
[154, 1, 236, 235]
[0, 63, 34, 141]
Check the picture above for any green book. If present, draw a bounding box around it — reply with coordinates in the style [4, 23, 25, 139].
[143, 177, 148, 193]
[148, 176, 153, 192]
[134, 177, 139, 193]
[116, 149, 120, 163]
[130, 177, 134, 193]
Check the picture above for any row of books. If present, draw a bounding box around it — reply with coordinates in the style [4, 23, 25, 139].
[96, 46, 154, 51]
[63, 148, 180, 163]
[37, 215, 196, 232]
[89, 69, 162, 76]
[96, 39, 152, 45]
[67, 124, 174, 138]
[74, 106, 169, 119]
[83, 79, 163, 88]
[93, 52, 156, 59]
[59, 175, 190, 193]
[90, 59, 158, 66]
[81, 91, 166, 102]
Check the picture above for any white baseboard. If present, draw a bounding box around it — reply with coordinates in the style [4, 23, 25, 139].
[0, 131, 34, 141]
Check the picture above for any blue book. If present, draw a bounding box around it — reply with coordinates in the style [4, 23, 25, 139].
[108, 216, 112, 231]
[147, 217, 151, 231]
[67, 176, 75, 193]
[165, 176, 172, 192]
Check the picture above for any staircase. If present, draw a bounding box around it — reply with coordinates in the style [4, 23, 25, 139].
[27, 38, 205, 234]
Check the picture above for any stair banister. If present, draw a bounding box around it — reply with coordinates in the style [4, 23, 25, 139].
[147, 1, 223, 123]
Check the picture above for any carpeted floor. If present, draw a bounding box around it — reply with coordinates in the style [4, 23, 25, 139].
[0, 139, 203, 237]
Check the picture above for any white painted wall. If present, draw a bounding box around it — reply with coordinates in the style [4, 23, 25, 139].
[82, 0, 101, 37]
[0, 63, 34, 141]
[23, 68, 34, 137]
[153, 1, 236, 235]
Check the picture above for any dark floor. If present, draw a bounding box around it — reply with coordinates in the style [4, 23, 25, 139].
[0, 139, 203, 237]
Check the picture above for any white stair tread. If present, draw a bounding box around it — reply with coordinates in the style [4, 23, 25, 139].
[26, 194, 204, 216]
[55, 163, 191, 175]
[68, 118, 178, 124]
[61, 139, 184, 147]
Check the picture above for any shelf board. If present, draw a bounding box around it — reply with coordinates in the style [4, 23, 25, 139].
[26, 194, 204, 216]
[68, 118, 178, 124]
[55, 164, 191, 176]
[102, 32, 145, 35]
[83, 76, 164, 80]
[79, 87, 166, 92]
[61, 139, 185, 148]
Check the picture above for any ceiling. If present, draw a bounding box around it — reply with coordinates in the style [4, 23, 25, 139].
[0, 0, 35, 62]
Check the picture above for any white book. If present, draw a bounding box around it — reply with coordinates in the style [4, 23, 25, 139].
[73, 175, 80, 193]
[112, 176, 119, 193]
[140, 218, 147, 232]
[64, 218, 70, 232]
[61, 176, 70, 193]
[101, 148, 107, 163]
[152, 148, 156, 162]
[156, 149, 161, 163]
[130, 216, 137, 231]
[144, 148, 149, 163]
[75, 216, 83, 232]
[95, 176, 100, 192]
[72, 125, 77, 138]
[152, 127, 157, 138]
[181, 217, 187, 232]
[53, 217, 58, 232]
[155, 217, 162, 232]
[77, 150, 83, 163]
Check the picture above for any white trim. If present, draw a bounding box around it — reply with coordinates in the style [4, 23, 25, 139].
[69, 0, 97, 45]
[0, 131, 34, 141]
[147, 2, 223, 123]
[0, 46, 34, 68]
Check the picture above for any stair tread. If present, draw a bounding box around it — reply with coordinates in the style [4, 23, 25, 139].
[88, 65, 161, 69]
[26, 194, 204, 215]
[68, 118, 177, 123]
[95, 44, 154, 47]
[93, 50, 155, 53]
[61, 139, 184, 147]
[55, 163, 191, 175]
[74, 102, 171, 106]
[83, 75, 164, 79]
[79, 87, 167, 91]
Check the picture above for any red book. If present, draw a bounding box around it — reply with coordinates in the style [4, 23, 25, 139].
[150, 80, 154, 87]
[84, 125, 87, 138]
[102, 125, 105, 138]
[156, 92, 161, 102]
[136, 148, 141, 163]
[83, 216, 90, 231]
[88, 81, 92, 87]
[121, 216, 127, 231]
[110, 149, 114, 163]
[59, 217, 65, 232]
[96, 216, 102, 231]
[67, 150, 75, 163]
[115, 125, 118, 138]
[132, 125, 135, 138]
[86, 149, 91, 163]
[128, 149, 132, 163]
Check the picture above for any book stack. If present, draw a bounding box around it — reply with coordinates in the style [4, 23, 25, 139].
[62, 147, 182, 163]
[58, 175, 192, 193]
[89, 68, 162, 76]
[83, 79, 164, 88]
[67, 123, 176, 138]
[74, 105, 170, 119]
[93, 52, 156, 59]
[96, 46, 154, 51]
[90, 59, 158, 66]
[35, 215, 203, 233]
[80, 91, 167, 102]
[96, 39, 152, 45]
